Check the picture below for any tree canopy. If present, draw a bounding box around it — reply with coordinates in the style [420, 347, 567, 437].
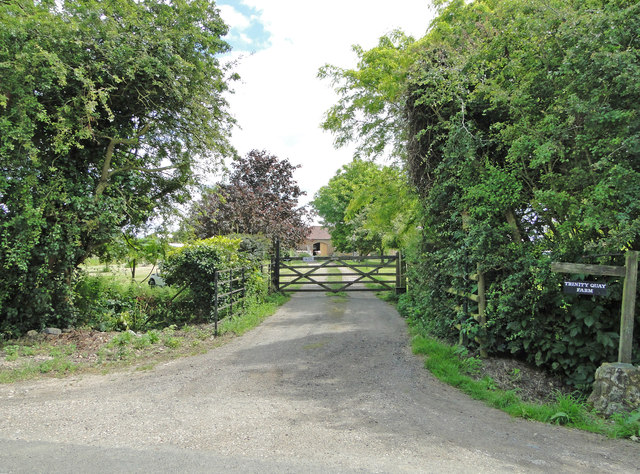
[189, 150, 312, 248]
[0, 0, 235, 334]
[313, 160, 418, 255]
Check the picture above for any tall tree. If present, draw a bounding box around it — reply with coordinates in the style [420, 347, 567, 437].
[0, 0, 235, 333]
[313, 160, 416, 255]
[190, 150, 311, 248]
[318, 30, 419, 161]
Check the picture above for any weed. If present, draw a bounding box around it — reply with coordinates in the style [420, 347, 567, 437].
[482, 376, 497, 391]
[194, 329, 211, 340]
[49, 347, 63, 358]
[133, 336, 152, 350]
[163, 337, 181, 349]
[550, 412, 570, 425]
[328, 291, 348, 298]
[549, 391, 590, 427]
[147, 331, 160, 344]
[110, 332, 134, 347]
[38, 358, 77, 375]
[609, 410, 640, 439]
[3, 345, 20, 361]
[136, 364, 156, 371]
[21, 346, 36, 357]
[509, 368, 522, 383]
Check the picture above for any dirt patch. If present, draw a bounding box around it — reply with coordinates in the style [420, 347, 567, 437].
[0, 325, 233, 379]
[474, 356, 574, 404]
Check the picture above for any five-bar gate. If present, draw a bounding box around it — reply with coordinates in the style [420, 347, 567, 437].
[272, 245, 406, 295]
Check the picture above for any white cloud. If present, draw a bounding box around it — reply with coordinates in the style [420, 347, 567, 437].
[218, 4, 251, 30]
[220, 1, 436, 216]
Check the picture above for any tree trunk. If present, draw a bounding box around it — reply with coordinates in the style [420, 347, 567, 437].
[505, 209, 523, 243]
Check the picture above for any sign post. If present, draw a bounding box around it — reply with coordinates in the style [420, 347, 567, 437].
[551, 251, 638, 364]
[620, 251, 638, 364]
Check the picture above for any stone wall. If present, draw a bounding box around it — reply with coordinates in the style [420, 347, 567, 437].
[588, 363, 640, 417]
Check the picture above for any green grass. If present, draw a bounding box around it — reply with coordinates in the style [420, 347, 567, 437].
[409, 331, 640, 439]
[220, 292, 289, 336]
[0, 349, 80, 383]
[325, 266, 344, 293]
[80, 262, 157, 284]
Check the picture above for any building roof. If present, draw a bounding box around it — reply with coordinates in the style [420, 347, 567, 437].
[307, 225, 331, 240]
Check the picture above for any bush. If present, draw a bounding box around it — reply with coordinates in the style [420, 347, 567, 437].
[398, 237, 639, 390]
[162, 236, 266, 322]
[229, 234, 272, 263]
[75, 274, 179, 332]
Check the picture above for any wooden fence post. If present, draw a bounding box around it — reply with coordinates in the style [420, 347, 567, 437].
[395, 252, 407, 295]
[477, 264, 488, 358]
[619, 250, 638, 364]
[213, 270, 219, 336]
[271, 238, 280, 292]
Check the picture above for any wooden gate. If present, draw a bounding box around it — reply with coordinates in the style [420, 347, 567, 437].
[272, 244, 406, 295]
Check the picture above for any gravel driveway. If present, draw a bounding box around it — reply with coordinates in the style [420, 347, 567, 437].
[1, 292, 639, 473]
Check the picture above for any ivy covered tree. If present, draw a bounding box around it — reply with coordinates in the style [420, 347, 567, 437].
[0, 0, 235, 334]
[189, 150, 312, 249]
[320, 0, 640, 386]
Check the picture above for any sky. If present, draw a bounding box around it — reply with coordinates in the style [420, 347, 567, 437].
[215, 1, 436, 213]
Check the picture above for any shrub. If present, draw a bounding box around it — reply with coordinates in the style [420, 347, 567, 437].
[75, 274, 179, 331]
[162, 236, 265, 322]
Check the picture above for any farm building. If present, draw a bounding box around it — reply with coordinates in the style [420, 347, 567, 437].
[299, 226, 334, 256]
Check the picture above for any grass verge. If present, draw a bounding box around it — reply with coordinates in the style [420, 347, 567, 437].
[410, 330, 640, 440]
[220, 292, 289, 336]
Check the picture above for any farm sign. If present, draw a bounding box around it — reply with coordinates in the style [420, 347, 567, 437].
[563, 281, 607, 296]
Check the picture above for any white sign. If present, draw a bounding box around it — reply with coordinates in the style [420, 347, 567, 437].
[303, 256, 315, 262]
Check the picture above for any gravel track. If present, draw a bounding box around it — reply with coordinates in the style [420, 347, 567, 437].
[1, 292, 639, 473]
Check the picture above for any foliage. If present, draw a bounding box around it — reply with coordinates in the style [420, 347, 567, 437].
[229, 234, 272, 264]
[320, 0, 640, 387]
[219, 292, 289, 337]
[162, 236, 268, 322]
[189, 150, 312, 248]
[404, 0, 640, 386]
[313, 160, 419, 254]
[74, 274, 180, 331]
[318, 30, 420, 160]
[95, 233, 169, 280]
[0, 0, 235, 335]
